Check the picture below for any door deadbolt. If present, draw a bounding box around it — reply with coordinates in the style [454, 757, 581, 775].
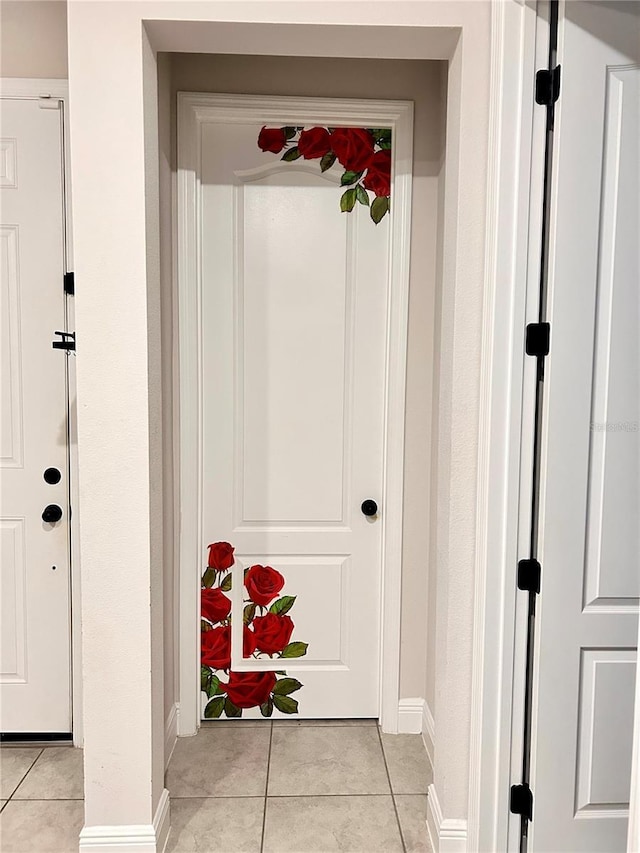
[361, 499, 378, 517]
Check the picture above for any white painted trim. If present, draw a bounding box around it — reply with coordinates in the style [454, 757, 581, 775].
[164, 703, 178, 770]
[398, 698, 425, 734]
[79, 788, 170, 852]
[177, 93, 413, 737]
[427, 784, 468, 853]
[422, 701, 435, 768]
[467, 3, 542, 850]
[0, 76, 82, 747]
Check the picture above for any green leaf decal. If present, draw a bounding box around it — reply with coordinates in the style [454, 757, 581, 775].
[340, 188, 357, 213]
[201, 668, 221, 699]
[273, 694, 299, 714]
[370, 196, 390, 224]
[282, 147, 302, 162]
[243, 603, 256, 625]
[204, 696, 225, 718]
[220, 573, 232, 592]
[260, 698, 274, 717]
[379, 140, 392, 150]
[320, 152, 337, 173]
[272, 677, 303, 695]
[340, 170, 363, 186]
[280, 642, 309, 659]
[274, 670, 287, 676]
[356, 185, 370, 206]
[224, 697, 242, 718]
[269, 595, 296, 615]
[283, 126, 297, 140]
[201, 619, 212, 632]
[202, 568, 216, 588]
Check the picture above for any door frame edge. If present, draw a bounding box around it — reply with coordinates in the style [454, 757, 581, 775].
[175, 92, 414, 735]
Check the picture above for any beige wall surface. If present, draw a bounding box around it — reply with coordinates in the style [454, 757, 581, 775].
[0, 1, 68, 78]
[164, 52, 446, 709]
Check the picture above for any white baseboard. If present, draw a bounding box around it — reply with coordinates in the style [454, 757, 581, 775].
[426, 783, 467, 853]
[422, 701, 435, 767]
[165, 702, 178, 770]
[398, 697, 425, 734]
[79, 788, 171, 852]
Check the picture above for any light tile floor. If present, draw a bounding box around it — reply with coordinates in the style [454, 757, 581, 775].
[0, 721, 433, 853]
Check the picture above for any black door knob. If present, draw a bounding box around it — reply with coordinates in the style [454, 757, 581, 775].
[44, 467, 62, 484]
[361, 499, 378, 517]
[42, 504, 63, 523]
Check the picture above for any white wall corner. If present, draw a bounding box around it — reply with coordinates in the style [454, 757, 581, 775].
[398, 698, 425, 734]
[426, 784, 467, 853]
[79, 788, 171, 853]
[164, 703, 178, 770]
[422, 701, 435, 767]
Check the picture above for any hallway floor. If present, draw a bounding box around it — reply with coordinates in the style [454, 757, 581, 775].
[0, 720, 432, 852]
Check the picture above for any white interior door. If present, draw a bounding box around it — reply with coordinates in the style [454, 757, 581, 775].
[0, 96, 71, 733]
[530, 3, 639, 849]
[188, 97, 406, 720]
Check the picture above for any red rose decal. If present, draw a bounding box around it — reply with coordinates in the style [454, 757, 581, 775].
[225, 670, 277, 709]
[201, 625, 230, 670]
[330, 128, 375, 172]
[201, 625, 256, 669]
[258, 126, 287, 154]
[245, 565, 285, 607]
[253, 613, 294, 655]
[201, 588, 231, 624]
[298, 127, 331, 160]
[363, 149, 391, 198]
[207, 541, 234, 571]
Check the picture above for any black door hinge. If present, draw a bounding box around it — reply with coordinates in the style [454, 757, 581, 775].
[52, 331, 75, 351]
[517, 559, 541, 594]
[510, 783, 533, 821]
[535, 65, 561, 106]
[64, 272, 75, 295]
[526, 322, 550, 358]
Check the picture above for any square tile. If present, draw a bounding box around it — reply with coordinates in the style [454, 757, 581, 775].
[395, 794, 432, 852]
[0, 749, 42, 799]
[167, 797, 264, 852]
[13, 748, 83, 800]
[263, 795, 403, 852]
[0, 799, 84, 852]
[268, 726, 389, 796]
[380, 732, 432, 794]
[167, 726, 270, 797]
[272, 719, 377, 727]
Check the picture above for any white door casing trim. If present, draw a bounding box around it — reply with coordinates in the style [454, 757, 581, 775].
[0, 76, 81, 745]
[177, 93, 413, 735]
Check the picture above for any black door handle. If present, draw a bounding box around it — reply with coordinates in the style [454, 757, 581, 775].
[361, 499, 378, 517]
[42, 504, 63, 523]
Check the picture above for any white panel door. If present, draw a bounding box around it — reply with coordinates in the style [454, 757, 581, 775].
[196, 110, 395, 720]
[0, 98, 71, 733]
[531, 3, 639, 850]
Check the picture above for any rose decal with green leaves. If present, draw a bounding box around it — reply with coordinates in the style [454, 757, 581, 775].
[201, 541, 308, 718]
[257, 125, 392, 224]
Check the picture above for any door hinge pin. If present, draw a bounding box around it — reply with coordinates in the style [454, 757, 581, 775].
[517, 559, 541, 594]
[525, 322, 550, 358]
[510, 783, 534, 821]
[63, 271, 75, 295]
[535, 65, 561, 106]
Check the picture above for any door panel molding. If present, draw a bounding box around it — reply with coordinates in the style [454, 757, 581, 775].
[177, 93, 413, 735]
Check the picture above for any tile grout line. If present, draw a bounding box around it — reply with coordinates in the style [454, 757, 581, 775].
[3, 748, 43, 802]
[376, 727, 407, 853]
[260, 721, 274, 853]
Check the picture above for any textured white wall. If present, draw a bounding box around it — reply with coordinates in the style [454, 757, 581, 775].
[0, 1, 68, 78]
